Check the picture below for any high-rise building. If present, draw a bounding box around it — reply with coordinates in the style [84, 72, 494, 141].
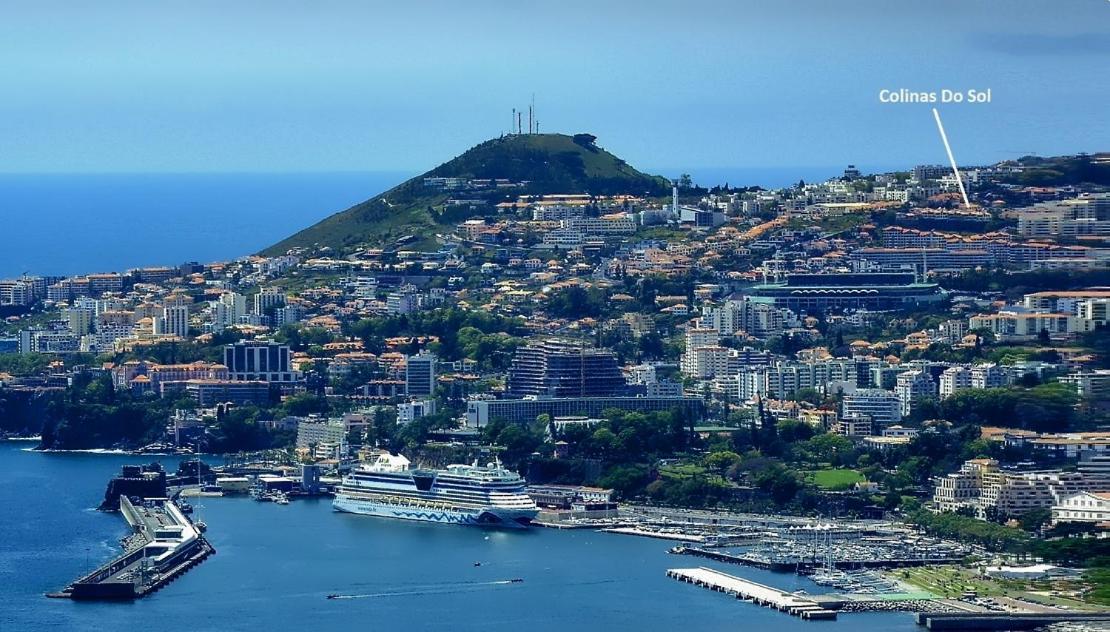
[212, 292, 247, 330]
[895, 370, 936, 416]
[970, 364, 1008, 389]
[507, 339, 627, 398]
[253, 287, 285, 316]
[405, 352, 437, 396]
[154, 305, 190, 338]
[841, 389, 901, 432]
[65, 307, 95, 335]
[386, 287, 420, 315]
[681, 326, 722, 378]
[0, 279, 34, 306]
[274, 304, 305, 327]
[939, 366, 972, 398]
[223, 340, 298, 383]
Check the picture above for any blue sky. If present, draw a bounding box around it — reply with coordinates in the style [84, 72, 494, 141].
[1, 0, 1107, 174]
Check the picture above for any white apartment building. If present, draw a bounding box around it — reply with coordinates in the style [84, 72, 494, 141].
[970, 363, 1008, 389]
[934, 458, 1105, 518]
[1052, 491, 1110, 525]
[153, 305, 190, 339]
[841, 389, 901, 432]
[681, 345, 731, 379]
[212, 292, 247, 330]
[969, 311, 1096, 342]
[253, 286, 285, 315]
[681, 327, 723, 379]
[895, 370, 936, 416]
[1078, 298, 1110, 325]
[939, 366, 971, 398]
[386, 288, 420, 315]
[398, 399, 437, 425]
[1060, 370, 1110, 400]
[563, 214, 636, 235]
[701, 298, 789, 338]
[295, 419, 346, 449]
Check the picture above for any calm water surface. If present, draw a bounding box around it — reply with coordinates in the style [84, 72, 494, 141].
[0, 172, 411, 277]
[0, 441, 920, 631]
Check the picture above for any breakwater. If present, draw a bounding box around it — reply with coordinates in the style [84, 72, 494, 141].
[667, 567, 837, 620]
[48, 496, 213, 600]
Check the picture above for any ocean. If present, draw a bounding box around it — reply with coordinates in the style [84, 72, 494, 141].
[0, 172, 412, 278]
[0, 441, 920, 632]
[0, 166, 882, 279]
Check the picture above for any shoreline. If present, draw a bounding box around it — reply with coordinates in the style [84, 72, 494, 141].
[3, 439, 204, 457]
[17, 446, 204, 456]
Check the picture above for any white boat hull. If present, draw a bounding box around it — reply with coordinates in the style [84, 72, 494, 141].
[333, 494, 537, 528]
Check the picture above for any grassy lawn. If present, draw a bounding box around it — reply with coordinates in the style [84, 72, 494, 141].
[659, 463, 707, 480]
[898, 565, 1106, 610]
[809, 468, 865, 490]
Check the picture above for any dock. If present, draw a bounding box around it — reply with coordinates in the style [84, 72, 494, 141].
[48, 496, 213, 600]
[672, 545, 963, 572]
[602, 527, 706, 543]
[666, 567, 837, 620]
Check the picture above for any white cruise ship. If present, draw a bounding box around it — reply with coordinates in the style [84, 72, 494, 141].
[333, 453, 539, 528]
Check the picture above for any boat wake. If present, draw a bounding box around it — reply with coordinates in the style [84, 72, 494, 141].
[326, 579, 524, 600]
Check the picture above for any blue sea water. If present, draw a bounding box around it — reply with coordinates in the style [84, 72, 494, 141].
[0, 166, 893, 279]
[0, 172, 412, 278]
[0, 441, 920, 632]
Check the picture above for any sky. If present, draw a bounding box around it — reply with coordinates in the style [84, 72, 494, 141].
[1, 0, 1108, 174]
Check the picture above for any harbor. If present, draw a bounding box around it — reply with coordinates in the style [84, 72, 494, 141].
[9, 443, 1109, 632]
[11, 445, 1110, 631]
[47, 496, 213, 600]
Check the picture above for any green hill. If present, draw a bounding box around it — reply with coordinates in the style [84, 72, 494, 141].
[1000, 153, 1110, 186]
[261, 133, 670, 255]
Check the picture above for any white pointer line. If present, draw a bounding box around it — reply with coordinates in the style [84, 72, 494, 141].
[932, 107, 971, 209]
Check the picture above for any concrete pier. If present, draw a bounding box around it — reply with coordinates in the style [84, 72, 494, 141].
[48, 497, 214, 600]
[667, 567, 837, 620]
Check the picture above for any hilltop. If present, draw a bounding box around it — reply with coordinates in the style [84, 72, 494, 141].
[999, 153, 1110, 187]
[261, 133, 670, 255]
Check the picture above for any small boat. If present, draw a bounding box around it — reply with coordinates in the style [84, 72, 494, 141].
[510, 578, 524, 584]
[473, 561, 482, 567]
[326, 594, 339, 600]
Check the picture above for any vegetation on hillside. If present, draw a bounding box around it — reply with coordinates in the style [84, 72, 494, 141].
[262, 133, 669, 255]
[1000, 154, 1110, 187]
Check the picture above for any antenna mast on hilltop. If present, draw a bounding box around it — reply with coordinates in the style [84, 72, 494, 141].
[511, 98, 539, 135]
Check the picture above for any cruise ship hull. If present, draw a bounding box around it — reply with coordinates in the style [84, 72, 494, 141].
[333, 494, 537, 528]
